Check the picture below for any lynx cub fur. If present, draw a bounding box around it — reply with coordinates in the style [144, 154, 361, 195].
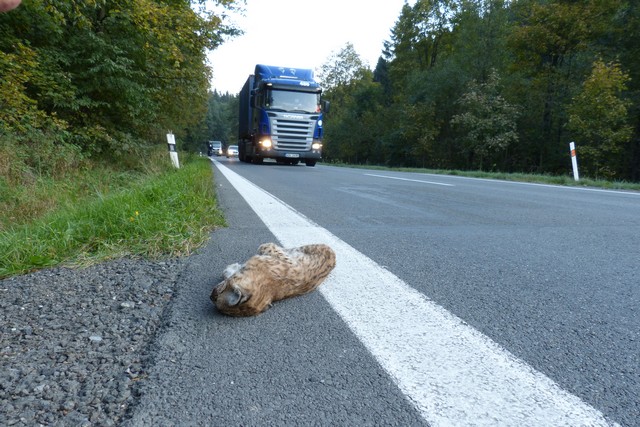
[210, 243, 336, 317]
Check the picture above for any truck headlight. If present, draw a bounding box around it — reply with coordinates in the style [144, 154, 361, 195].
[312, 142, 322, 150]
[260, 139, 272, 148]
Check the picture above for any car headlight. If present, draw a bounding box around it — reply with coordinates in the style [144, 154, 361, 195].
[312, 142, 322, 150]
[260, 139, 272, 148]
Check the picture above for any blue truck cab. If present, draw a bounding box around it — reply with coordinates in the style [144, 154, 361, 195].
[238, 64, 329, 166]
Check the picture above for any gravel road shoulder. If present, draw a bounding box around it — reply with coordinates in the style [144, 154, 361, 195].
[0, 257, 183, 426]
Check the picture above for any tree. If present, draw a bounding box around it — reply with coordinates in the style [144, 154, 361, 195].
[373, 56, 392, 101]
[449, 0, 512, 83]
[507, 0, 622, 173]
[207, 91, 237, 143]
[318, 43, 385, 164]
[385, 0, 459, 79]
[0, 0, 242, 161]
[451, 69, 520, 170]
[567, 60, 632, 178]
[324, 77, 385, 164]
[316, 43, 369, 93]
[384, 2, 421, 88]
[610, 1, 640, 180]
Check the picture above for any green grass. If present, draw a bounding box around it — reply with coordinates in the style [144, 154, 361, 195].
[0, 139, 175, 231]
[326, 163, 640, 192]
[0, 156, 225, 278]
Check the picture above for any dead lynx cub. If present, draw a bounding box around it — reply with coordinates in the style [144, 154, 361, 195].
[210, 243, 336, 317]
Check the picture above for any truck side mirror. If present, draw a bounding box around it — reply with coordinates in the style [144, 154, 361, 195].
[322, 100, 330, 114]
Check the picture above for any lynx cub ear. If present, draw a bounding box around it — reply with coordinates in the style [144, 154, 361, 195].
[223, 263, 243, 279]
[225, 286, 251, 306]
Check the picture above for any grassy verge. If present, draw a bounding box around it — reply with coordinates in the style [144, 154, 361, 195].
[0, 155, 225, 278]
[326, 163, 640, 191]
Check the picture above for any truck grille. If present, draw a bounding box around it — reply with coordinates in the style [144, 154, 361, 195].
[270, 116, 315, 151]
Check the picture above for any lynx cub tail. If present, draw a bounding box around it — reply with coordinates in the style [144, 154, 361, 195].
[210, 243, 336, 317]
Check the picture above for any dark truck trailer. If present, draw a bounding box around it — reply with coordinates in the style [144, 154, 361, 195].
[238, 64, 329, 166]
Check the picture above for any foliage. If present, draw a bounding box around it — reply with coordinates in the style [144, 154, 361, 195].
[567, 60, 632, 179]
[611, 1, 640, 181]
[325, 77, 385, 164]
[0, 0, 242, 161]
[319, 44, 383, 163]
[180, 90, 238, 153]
[451, 69, 520, 170]
[318, 0, 640, 181]
[317, 43, 370, 93]
[208, 91, 238, 146]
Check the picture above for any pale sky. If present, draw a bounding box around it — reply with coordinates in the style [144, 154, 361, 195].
[207, 0, 413, 94]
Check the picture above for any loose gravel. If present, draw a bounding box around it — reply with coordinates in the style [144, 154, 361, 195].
[0, 257, 183, 426]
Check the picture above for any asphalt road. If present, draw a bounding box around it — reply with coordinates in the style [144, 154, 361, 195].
[126, 158, 639, 426]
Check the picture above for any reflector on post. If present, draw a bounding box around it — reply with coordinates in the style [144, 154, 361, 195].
[569, 141, 579, 181]
[167, 132, 180, 169]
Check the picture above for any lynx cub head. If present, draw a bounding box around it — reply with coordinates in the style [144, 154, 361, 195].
[210, 261, 268, 317]
[210, 243, 336, 317]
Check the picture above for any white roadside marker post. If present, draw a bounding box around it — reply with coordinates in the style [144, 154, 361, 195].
[570, 141, 579, 181]
[167, 132, 180, 169]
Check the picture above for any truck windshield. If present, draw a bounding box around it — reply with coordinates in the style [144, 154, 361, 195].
[265, 90, 320, 113]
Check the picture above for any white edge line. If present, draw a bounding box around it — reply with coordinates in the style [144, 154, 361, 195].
[211, 159, 618, 427]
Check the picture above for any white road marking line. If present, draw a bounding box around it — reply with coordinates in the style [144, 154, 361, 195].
[213, 160, 618, 427]
[365, 173, 455, 187]
[363, 169, 640, 196]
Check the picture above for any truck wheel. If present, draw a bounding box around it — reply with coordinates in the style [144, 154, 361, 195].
[238, 144, 246, 162]
[305, 160, 316, 167]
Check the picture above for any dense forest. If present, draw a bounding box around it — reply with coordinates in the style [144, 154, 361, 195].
[0, 0, 240, 173]
[320, 0, 640, 181]
[198, 90, 237, 153]
[3, 0, 640, 183]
